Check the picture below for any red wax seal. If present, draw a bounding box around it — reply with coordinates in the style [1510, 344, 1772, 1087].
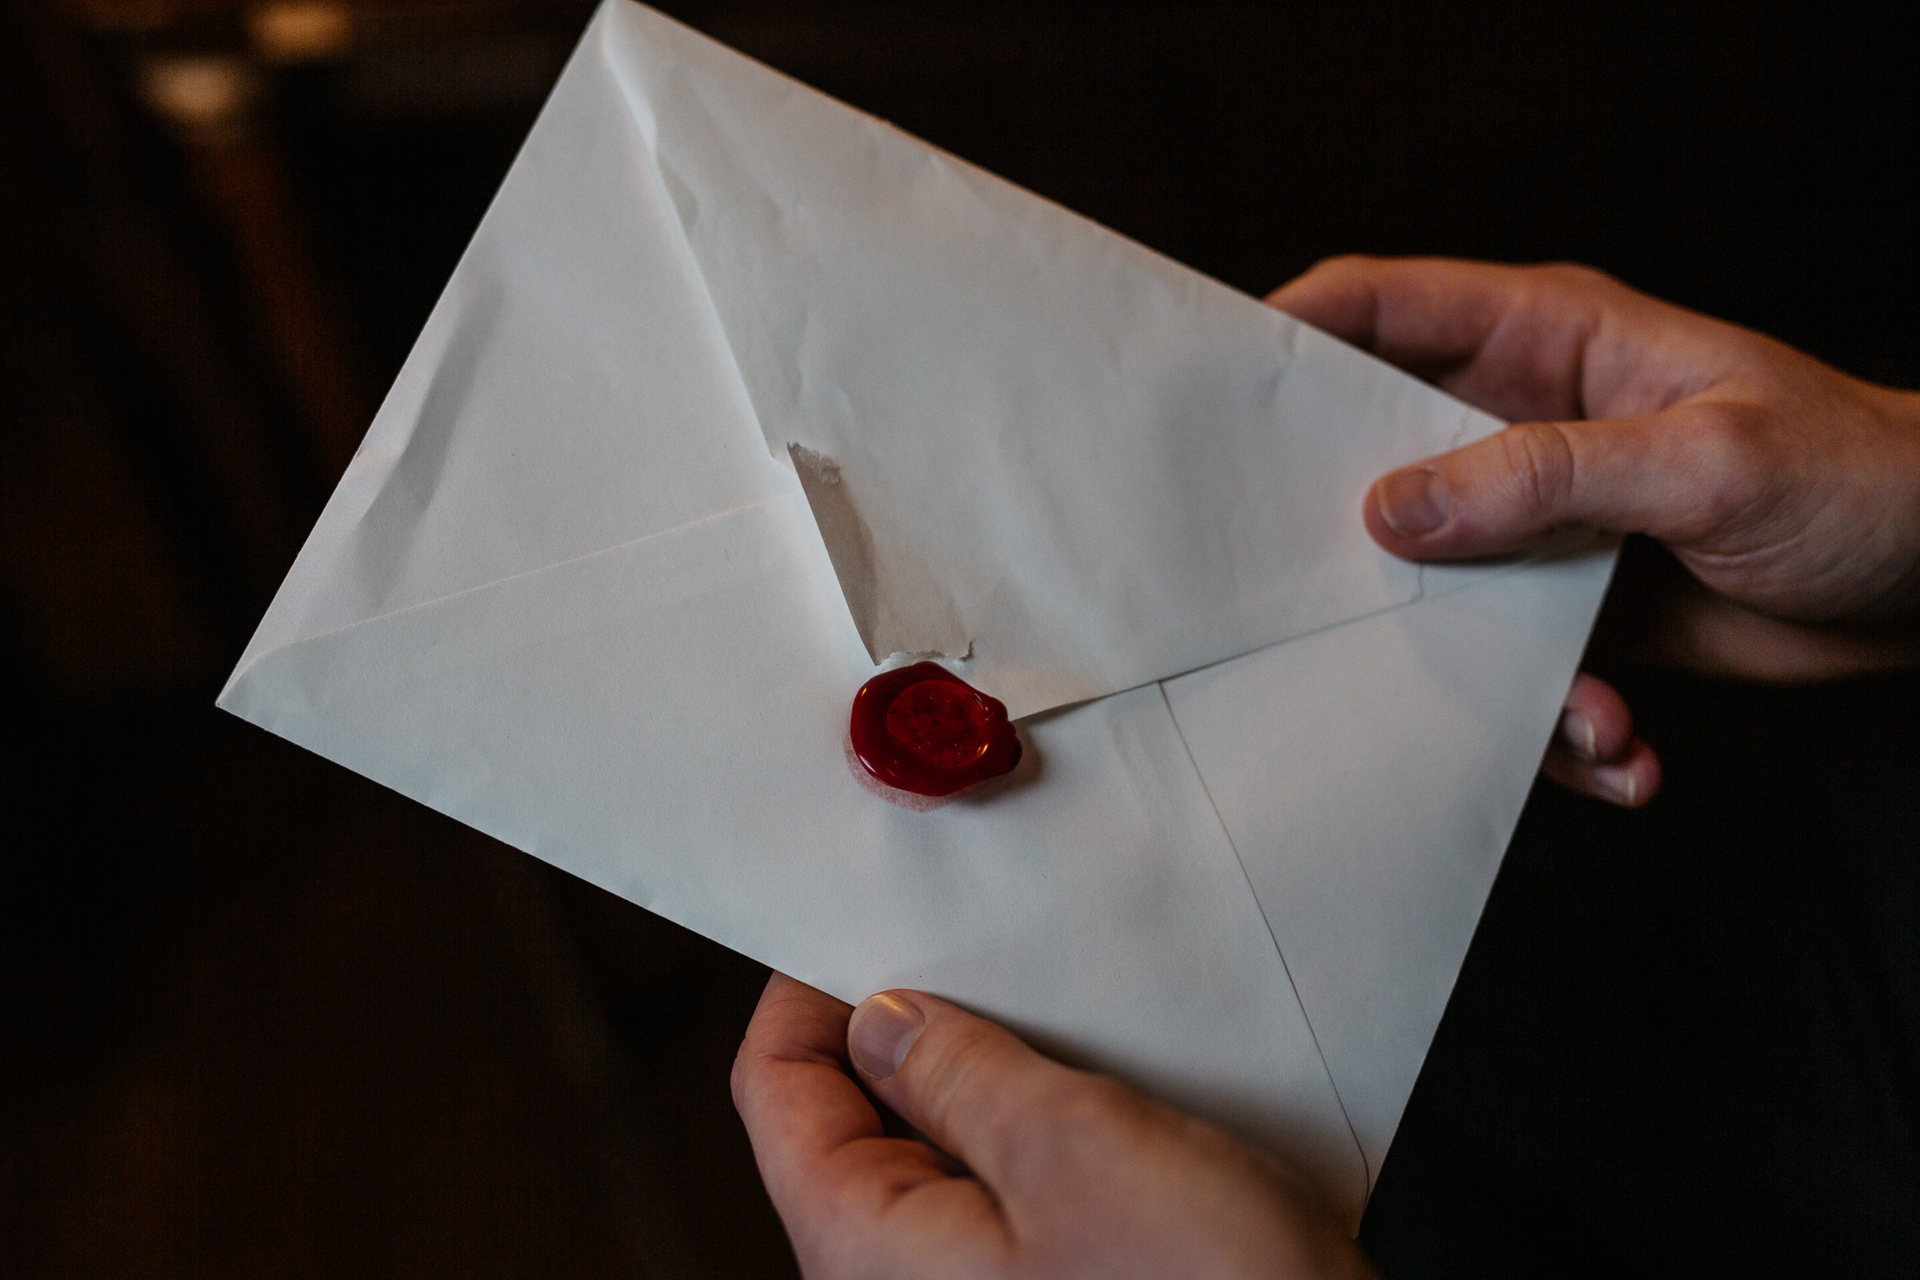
[850, 662, 1021, 797]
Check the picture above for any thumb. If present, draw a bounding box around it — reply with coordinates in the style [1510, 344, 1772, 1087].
[1366, 402, 1737, 559]
[847, 989, 1126, 1198]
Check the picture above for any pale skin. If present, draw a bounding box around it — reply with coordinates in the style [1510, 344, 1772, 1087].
[1272, 256, 1920, 807]
[732, 974, 1378, 1280]
[735, 259, 1920, 1277]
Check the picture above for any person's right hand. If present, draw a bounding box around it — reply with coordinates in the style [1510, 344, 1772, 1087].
[733, 974, 1373, 1280]
[1269, 257, 1920, 806]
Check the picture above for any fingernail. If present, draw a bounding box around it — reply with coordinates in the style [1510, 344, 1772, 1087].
[848, 992, 926, 1081]
[1561, 709, 1598, 761]
[1593, 765, 1638, 808]
[1376, 469, 1451, 536]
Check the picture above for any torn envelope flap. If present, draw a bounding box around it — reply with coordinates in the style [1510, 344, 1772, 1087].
[789, 441, 971, 663]
[605, 4, 1506, 719]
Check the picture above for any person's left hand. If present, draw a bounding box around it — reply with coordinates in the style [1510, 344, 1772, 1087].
[732, 973, 1375, 1280]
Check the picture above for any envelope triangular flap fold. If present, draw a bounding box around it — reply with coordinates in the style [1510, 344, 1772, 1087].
[224, 6, 792, 687]
[604, 4, 1503, 717]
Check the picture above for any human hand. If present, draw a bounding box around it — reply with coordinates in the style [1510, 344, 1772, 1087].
[1269, 257, 1920, 806]
[732, 973, 1375, 1280]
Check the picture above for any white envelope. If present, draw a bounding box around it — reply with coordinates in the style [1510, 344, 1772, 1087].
[218, 1, 1615, 1228]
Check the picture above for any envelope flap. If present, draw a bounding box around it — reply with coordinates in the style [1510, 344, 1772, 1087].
[604, 3, 1505, 717]
[225, 9, 792, 691]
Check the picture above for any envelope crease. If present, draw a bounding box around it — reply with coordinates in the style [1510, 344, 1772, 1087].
[219, 2, 1625, 1233]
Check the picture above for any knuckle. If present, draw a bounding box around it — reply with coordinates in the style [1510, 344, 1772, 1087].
[1311, 251, 1381, 276]
[1683, 397, 1763, 452]
[1525, 263, 1630, 325]
[1538, 261, 1618, 293]
[1289, 253, 1384, 295]
[1015, 1076, 1146, 1183]
[728, 1046, 765, 1116]
[1676, 400, 1772, 528]
[1056, 1074, 1137, 1129]
[920, 1021, 1009, 1126]
[1492, 421, 1578, 518]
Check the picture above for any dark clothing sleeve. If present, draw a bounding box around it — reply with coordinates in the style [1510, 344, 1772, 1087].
[1360, 668, 1920, 1279]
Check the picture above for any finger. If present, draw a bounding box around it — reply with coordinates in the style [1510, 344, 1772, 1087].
[731, 975, 881, 1201]
[733, 975, 1005, 1271]
[1543, 673, 1662, 807]
[1541, 735, 1662, 807]
[1267, 256, 1623, 421]
[848, 989, 1143, 1210]
[1266, 255, 1518, 369]
[1364, 401, 1754, 559]
[1556, 673, 1634, 764]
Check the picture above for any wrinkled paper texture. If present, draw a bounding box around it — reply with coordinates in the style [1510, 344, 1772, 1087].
[218, 1, 1619, 1227]
[602, 12, 1505, 715]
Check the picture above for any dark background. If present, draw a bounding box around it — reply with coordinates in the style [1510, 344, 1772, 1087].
[3, 2, 1915, 1276]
